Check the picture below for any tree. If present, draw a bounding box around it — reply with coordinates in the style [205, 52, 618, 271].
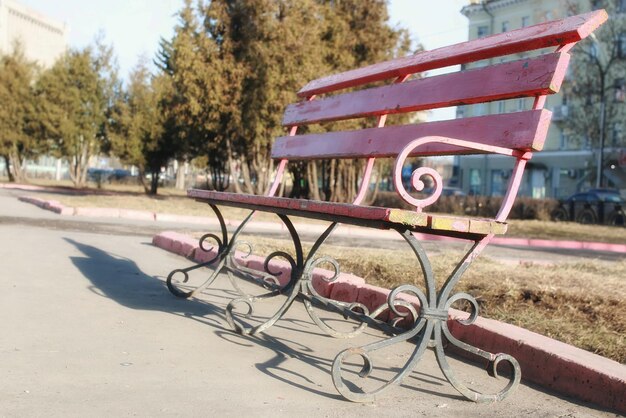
[305, 0, 413, 203]
[108, 58, 171, 194]
[564, 0, 626, 187]
[158, 0, 413, 199]
[36, 40, 117, 188]
[0, 44, 39, 183]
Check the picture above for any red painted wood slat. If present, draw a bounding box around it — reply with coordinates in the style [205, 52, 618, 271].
[297, 10, 607, 97]
[284, 53, 569, 126]
[272, 110, 552, 160]
[186, 189, 508, 235]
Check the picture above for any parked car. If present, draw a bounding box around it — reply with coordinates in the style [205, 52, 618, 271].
[551, 189, 624, 226]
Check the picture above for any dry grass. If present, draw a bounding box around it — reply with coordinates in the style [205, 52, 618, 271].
[219, 234, 626, 363]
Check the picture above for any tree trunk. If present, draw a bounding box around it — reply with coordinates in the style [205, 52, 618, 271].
[8, 150, 27, 183]
[2, 154, 15, 182]
[240, 160, 254, 194]
[150, 171, 159, 195]
[138, 167, 150, 194]
[226, 139, 243, 194]
[307, 161, 321, 201]
[175, 159, 186, 190]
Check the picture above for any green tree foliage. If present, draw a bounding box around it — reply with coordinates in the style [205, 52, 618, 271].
[0, 44, 38, 183]
[108, 58, 173, 194]
[36, 41, 117, 188]
[564, 0, 626, 183]
[159, 0, 413, 199]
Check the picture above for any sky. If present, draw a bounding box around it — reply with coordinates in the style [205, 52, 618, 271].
[19, 0, 470, 119]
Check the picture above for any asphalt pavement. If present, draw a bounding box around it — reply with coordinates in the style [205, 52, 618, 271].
[0, 189, 621, 417]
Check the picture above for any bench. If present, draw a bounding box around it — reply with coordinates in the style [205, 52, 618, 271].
[166, 10, 607, 404]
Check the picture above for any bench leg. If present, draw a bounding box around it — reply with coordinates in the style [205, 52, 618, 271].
[331, 231, 521, 403]
[225, 220, 400, 338]
[166, 205, 275, 298]
[224, 213, 305, 335]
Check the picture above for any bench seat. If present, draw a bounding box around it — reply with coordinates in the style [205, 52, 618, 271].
[188, 189, 507, 238]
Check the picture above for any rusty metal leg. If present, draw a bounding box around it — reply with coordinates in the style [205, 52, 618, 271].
[331, 228, 434, 400]
[435, 235, 521, 402]
[331, 230, 521, 403]
[225, 213, 305, 335]
[298, 223, 372, 338]
[166, 205, 255, 298]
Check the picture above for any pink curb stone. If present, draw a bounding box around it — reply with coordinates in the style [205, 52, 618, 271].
[311, 269, 337, 298]
[448, 315, 626, 414]
[152, 231, 182, 252]
[194, 247, 219, 264]
[170, 235, 197, 258]
[329, 280, 361, 304]
[356, 284, 391, 321]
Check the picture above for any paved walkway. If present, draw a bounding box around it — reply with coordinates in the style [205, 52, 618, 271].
[1, 189, 621, 416]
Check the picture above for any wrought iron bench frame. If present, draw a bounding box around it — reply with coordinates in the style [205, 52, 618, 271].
[166, 10, 607, 404]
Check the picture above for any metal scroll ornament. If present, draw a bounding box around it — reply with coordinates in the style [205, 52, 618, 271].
[393, 137, 444, 212]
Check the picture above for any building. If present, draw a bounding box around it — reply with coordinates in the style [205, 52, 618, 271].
[0, 0, 69, 180]
[456, 0, 626, 198]
[0, 0, 68, 67]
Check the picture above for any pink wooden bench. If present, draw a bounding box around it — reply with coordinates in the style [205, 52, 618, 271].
[167, 10, 607, 404]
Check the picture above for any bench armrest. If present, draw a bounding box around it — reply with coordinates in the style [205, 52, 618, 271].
[393, 136, 532, 221]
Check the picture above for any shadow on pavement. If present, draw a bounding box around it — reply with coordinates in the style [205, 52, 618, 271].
[64, 237, 219, 319]
[63, 237, 458, 402]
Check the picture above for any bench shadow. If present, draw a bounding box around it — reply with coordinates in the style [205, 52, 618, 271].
[64, 237, 220, 320]
[63, 237, 461, 403]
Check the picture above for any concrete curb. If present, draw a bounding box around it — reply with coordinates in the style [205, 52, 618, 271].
[12, 192, 626, 254]
[153, 230, 626, 414]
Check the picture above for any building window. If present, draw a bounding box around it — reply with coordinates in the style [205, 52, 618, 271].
[560, 132, 569, 150]
[612, 123, 623, 146]
[521, 16, 530, 27]
[475, 103, 487, 116]
[491, 170, 506, 196]
[469, 169, 482, 195]
[498, 101, 506, 113]
[619, 32, 626, 58]
[501, 21, 509, 32]
[477, 25, 490, 38]
[615, 78, 625, 102]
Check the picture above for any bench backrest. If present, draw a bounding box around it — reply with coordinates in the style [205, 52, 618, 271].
[268, 10, 607, 216]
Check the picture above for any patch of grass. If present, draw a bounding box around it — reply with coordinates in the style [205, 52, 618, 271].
[213, 234, 625, 363]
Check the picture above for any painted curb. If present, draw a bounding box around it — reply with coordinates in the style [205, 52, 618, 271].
[153, 230, 626, 414]
[13, 192, 626, 254]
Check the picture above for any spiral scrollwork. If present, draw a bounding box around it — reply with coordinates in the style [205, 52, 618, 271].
[225, 298, 255, 335]
[393, 139, 444, 211]
[303, 256, 340, 300]
[444, 292, 479, 326]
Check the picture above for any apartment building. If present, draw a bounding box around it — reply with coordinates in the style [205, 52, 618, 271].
[0, 0, 68, 67]
[0, 0, 69, 180]
[456, 0, 625, 198]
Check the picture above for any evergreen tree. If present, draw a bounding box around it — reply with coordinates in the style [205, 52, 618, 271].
[0, 44, 39, 183]
[36, 41, 117, 188]
[109, 58, 169, 194]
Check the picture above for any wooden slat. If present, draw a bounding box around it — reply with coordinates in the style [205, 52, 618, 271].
[298, 10, 607, 97]
[285, 53, 568, 126]
[272, 110, 552, 160]
[187, 189, 508, 236]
